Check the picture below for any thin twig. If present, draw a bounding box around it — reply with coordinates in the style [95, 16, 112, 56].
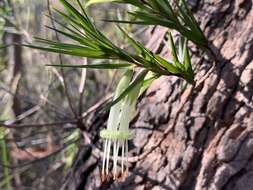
[81, 93, 112, 119]
[2, 105, 41, 125]
[46, 0, 77, 118]
[0, 139, 79, 169]
[0, 120, 77, 129]
[105, 70, 118, 95]
[78, 58, 87, 115]
[0, 85, 70, 118]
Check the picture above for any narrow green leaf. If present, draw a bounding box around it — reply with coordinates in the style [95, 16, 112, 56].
[23, 44, 107, 58]
[154, 55, 182, 74]
[117, 25, 142, 55]
[86, 0, 147, 9]
[104, 69, 147, 110]
[167, 32, 179, 63]
[46, 63, 132, 69]
[139, 72, 159, 95]
[86, 0, 118, 7]
[59, 0, 93, 34]
[178, 36, 186, 62]
[183, 40, 192, 72]
[45, 26, 99, 49]
[128, 11, 176, 28]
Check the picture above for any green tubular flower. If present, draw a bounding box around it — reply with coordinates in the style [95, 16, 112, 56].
[100, 69, 144, 181]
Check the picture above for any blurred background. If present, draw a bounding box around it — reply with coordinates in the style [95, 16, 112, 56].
[0, 0, 148, 189]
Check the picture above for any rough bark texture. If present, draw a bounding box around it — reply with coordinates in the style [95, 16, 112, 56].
[62, 1, 253, 190]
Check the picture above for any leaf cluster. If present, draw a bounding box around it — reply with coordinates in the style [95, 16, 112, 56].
[25, 0, 194, 83]
[87, 0, 208, 49]
[24, 0, 201, 108]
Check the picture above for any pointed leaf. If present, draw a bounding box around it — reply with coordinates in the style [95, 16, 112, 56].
[46, 63, 132, 69]
[167, 32, 179, 63]
[154, 55, 182, 74]
[104, 69, 147, 110]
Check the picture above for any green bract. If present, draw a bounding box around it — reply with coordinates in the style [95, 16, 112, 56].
[100, 129, 134, 140]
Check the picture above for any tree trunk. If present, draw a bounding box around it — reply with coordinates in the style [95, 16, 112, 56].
[62, 0, 253, 189]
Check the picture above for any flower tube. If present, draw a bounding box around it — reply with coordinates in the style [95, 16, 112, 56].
[100, 69, 144, 181]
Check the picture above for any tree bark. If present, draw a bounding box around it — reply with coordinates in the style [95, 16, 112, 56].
[62, 0, 253, 189]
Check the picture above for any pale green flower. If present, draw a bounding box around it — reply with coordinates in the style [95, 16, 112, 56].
[100, 69, 143, 181]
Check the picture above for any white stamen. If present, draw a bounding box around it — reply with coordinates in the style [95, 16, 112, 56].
[115, 140, 120, 177]
[126, 140, 129, 175]
[113, 140, 117, 179]
[102, 139, 108, 177]
[106, 140, 111, 175]
[121, 140, 125, 175]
